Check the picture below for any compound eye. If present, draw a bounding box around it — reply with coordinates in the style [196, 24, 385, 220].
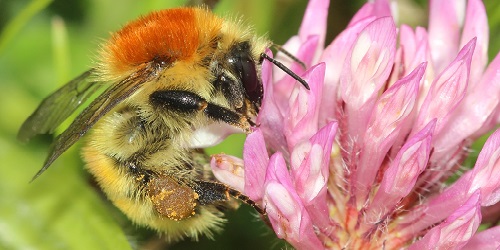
[230, 55, 262, 104]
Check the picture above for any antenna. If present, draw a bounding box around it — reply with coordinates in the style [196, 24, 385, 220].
[260, 53, 310, 90]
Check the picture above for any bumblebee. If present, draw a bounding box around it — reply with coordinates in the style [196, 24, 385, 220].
[18, 7, 307, 242]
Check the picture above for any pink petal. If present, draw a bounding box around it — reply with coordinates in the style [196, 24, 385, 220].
[399, 26, 437, 116]
[298, 0, 329, 62]
[274, 36, 319, 109]
[274, 0, 328, 81]
[274, 37, 302, 80]
[257, 50, 287, 153]
[365, 119, 435, 221]
[428, 0, 466, 73]
[462, 226, 500, 250]
[474, 52, 500, 136]
[243, 129, 269, 202]
[341, 17, 397, 107]
[348, 0, 392, 27]
[348, 2, 375, 26]
[400, 26, 433, 77]
[397, 171, 474, 235]
[398, 25, 417, 79]
[210, 154, 245, 192]
[409, 191, 481, 250]
[340, 17, 397, 139]
[399, 140, 497, 236]
[414, 38, 475, 149]
[435, 39, 500, 153]
[460, 0, 488, 86]
[277, 34, 320, 78]
[354, 63, 425, 203]
[290, 122, 338, 231]
[414, 40, 475, 192]
[318, 16, 376, 126]
[391, 58, 433, 159]
[372, 0, 393, 18]
[284, 63, 325, 149]
[469, 128, 500, 206]
[263, 153, 322, 249]
[291, 122, 337, 204]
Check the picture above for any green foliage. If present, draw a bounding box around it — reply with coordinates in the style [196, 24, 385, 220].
[3, 0, 500, 249]
[485, 0, 500, 60]
[0, 0, 299, 249]
[0, 0, 53, 54]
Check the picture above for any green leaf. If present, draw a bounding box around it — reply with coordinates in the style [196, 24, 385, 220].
[0, 138, 132, 250]
[0, 0, 53, 55]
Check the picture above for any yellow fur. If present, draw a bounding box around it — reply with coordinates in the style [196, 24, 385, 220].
[18, 5, 275, 243]
[81, 8, 268, 241]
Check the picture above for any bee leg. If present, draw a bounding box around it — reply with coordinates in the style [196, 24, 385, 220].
[191, 180, 266, 215]
[150, 90, 252, 130]
[145, 172, 199, 221]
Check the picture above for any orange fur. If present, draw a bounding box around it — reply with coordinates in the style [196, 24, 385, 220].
[99, 8, 223, 80]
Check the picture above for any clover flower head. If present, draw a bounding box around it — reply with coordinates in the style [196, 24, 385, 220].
[213, 0, 500, 248]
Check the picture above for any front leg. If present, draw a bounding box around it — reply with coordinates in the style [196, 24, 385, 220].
[150, 90, 253, 131]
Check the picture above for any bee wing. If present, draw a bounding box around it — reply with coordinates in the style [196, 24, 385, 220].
[30, 66, 156, 181]
[18, 69, 101, 142]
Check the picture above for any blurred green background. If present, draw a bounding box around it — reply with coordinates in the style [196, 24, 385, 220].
[1, 0, 500, 249]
